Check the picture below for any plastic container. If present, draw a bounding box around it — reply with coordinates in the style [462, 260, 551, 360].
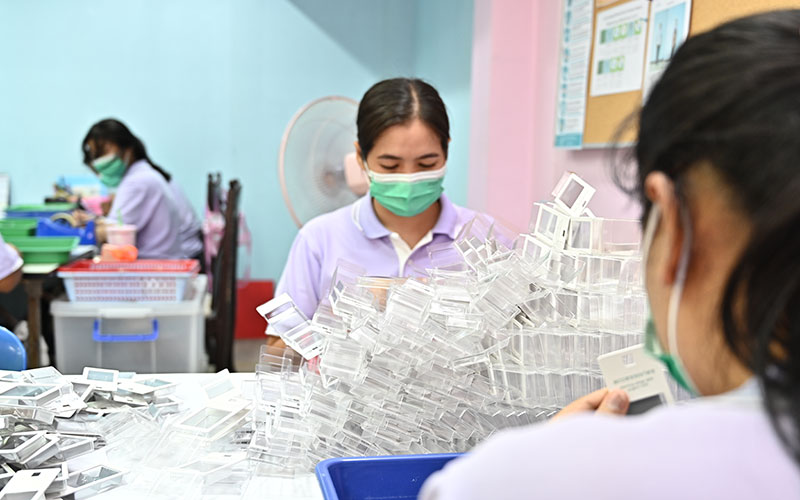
[4, 236, 79, 264]
[36, 218, 97, 246]
[5, 203, 76, 218]
[315, 453, 462, 500]
[58, 259, 200, 302]
[106, 224, 137, 246]
[51, 274, 208, 374]
[0, 218, 39, 238]
[100, 244, 138, 262]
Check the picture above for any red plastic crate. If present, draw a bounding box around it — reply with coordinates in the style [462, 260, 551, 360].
[236, 280, 274, 339]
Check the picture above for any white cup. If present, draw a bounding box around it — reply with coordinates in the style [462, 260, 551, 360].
[106, 224, 137, 247]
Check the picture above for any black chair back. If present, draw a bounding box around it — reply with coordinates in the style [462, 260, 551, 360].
[206, 179, 241, 371]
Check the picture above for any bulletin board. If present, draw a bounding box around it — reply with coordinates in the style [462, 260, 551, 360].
[581, 0, 800, 147]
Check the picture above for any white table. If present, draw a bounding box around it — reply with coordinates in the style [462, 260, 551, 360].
[66, 372, 324, 500]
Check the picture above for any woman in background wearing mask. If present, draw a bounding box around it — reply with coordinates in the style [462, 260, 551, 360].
[81, 119, 203, 260]
[275, 78, 478, 320]
[420, 11, 800, 499]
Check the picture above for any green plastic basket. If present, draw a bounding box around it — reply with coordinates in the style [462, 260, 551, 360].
[0, 218, 39, 238]
[4, 236, 79, 264]
[5, 203, 76, 218]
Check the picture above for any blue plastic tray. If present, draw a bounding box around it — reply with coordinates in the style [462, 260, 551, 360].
[315, 453, 462, 500]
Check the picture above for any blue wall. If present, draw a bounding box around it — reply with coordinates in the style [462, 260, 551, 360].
[413, 0, 474, 208]
[0, 0, 473, 280]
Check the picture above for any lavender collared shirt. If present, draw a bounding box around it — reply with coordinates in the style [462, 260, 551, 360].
[420, 380, 800, 499]
[109, 160, 183, 259]
[168, 180, 203, 258]
[276, 193, 477, 319]
[0, 234, 23, 279]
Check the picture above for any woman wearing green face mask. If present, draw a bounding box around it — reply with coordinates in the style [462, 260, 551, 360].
[274, 78, 481, 329]
[81, 119, 202, 260]
[421, 11, 800, 500]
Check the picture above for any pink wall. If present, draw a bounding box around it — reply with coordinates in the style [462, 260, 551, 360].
[468, 1, 641, 233]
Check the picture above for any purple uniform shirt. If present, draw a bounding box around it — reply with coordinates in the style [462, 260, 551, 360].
[0, 234, 23, 278]
[276, 193, 477, 319]
[168, 180, 203, 258]
[421, 380, 800, 500]
[109, 160, 183, 259]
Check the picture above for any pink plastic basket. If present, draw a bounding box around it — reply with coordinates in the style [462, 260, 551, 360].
[58, 260, 200, 302]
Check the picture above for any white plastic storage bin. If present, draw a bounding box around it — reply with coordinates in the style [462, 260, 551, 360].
[51, 275, 208, 374]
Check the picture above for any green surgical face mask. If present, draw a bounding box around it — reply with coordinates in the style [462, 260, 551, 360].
[366, 163, 446, 217]
[644, 317, 696, 394]
[92, 153, 127, 188]
[641, 205, 699, 396]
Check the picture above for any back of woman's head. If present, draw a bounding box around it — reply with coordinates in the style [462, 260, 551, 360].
[630, 10, 800, 461]
[357, 78, 450, 160]
[82, 118, 171, 182]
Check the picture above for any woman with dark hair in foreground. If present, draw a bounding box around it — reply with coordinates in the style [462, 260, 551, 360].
[422, 10, 800, 499]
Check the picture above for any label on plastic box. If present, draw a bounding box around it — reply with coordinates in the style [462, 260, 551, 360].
[598, 344, 674, 415]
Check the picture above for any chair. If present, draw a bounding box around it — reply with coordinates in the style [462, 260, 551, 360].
[205, 179, 242, 371]
[207, 172, 223, 214]
[0, 326, 26, 370]
[205, 173, 224, 288]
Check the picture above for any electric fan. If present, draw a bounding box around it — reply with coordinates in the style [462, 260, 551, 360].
[278, 96, 369, 228]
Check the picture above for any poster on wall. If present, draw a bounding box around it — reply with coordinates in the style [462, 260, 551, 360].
[555, 0, 594, 149]
[642, 0, 692, 101]
[589, 0, 649, 97]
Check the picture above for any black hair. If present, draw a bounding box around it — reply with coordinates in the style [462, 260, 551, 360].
[616, 10, 800, 463]
[356, 78, 450, 160]
[82, 118, 171, 182]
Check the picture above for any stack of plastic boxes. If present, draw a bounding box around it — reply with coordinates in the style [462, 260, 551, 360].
[251, 173, 682, 474]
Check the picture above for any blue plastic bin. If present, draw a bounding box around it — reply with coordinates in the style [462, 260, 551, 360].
[315, 453, 463, 500]
[37, 218, 97, 246]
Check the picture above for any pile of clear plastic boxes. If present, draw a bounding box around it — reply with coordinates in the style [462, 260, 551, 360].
[0, 366, 145, 497]
[251, 173, 684, 473]
[0, 366, 259, 498]
[0, 173, 683, 493]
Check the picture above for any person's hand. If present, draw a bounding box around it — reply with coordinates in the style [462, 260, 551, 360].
[264, 336, 302, 362]
[551, 388, 630, 421]
[266, 336, 288, 350]
[101, 198, 113, 216]
[71, 210, 95, 226]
